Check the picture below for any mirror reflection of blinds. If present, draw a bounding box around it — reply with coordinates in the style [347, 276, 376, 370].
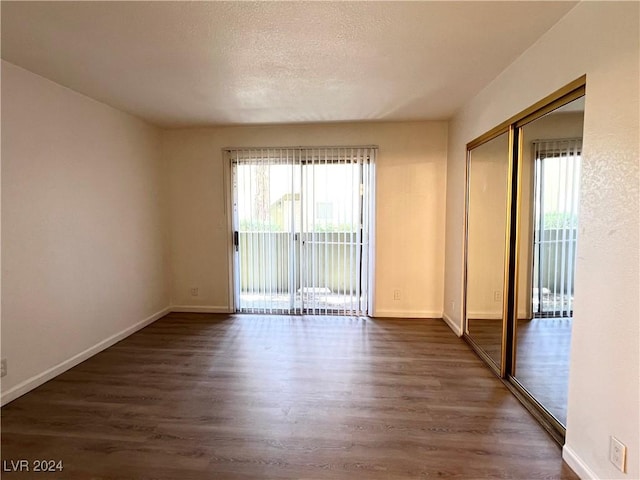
[229, 146, 376, 316]
[532, 138, 582, 318]
[227, 146, 375, 164]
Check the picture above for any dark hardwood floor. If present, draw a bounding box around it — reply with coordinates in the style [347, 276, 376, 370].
[1, 313, 578, 479]
[515, 317, 572, 425]
[466, 317, 571, 425]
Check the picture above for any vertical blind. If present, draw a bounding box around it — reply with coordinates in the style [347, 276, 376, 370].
[532, 138, 581, 317]
[229, 146, 376, 316]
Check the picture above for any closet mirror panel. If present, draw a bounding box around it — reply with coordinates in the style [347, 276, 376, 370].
[465, 131, 510, 370]
[513, 95, 585, 426]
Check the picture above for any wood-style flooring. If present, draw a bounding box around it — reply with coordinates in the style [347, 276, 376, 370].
[1, 313, 578, 479]
[515, 318, 571, 425]
[466, 318, 571, 425]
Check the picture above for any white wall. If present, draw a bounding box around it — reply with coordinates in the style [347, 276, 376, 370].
[163, 121, 448, 318]
[1, 61, 171, 404]
[443, 3, 639, 479]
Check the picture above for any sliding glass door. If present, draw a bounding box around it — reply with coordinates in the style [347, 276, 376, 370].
[230, 147, 375, 316]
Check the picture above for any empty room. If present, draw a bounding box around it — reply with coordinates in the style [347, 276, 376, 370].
[1, 2, 638, 479]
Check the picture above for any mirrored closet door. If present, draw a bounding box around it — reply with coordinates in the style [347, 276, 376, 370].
[512, 95, 585, 429]
[463, 76, 586, 442]
[464, 131, 511, 374]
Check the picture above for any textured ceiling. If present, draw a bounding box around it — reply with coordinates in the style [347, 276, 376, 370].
[1, 1, 577, 127]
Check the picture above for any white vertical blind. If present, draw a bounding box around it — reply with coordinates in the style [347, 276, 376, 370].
[532, 138, 581, 317]
[230, 146, 376, 316]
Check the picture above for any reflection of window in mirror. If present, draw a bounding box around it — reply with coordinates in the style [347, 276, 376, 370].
[518, 97, 584, 321]
[462, 79, 586, 441]
[515, 95, 584, 427]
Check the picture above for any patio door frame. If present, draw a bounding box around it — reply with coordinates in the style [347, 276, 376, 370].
[224, 146, 376, 316]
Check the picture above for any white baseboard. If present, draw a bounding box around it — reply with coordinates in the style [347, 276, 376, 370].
[0, 306, 171, 407]
[170, 305, 232, 313]
[562, 444, 598, 479]
[372, 310, 442, 319]
[442, 312, 463, 337]
[467, 311, 503, 320]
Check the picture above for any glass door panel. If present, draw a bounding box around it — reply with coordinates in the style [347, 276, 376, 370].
[300, 153, 363, 314]
[233, 155, 300, 313]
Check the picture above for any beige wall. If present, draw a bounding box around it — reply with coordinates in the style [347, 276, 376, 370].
[444, 3, 639, 479]
[163, 121, 448, 317]
[2, 5, 637, 476]
[1, 61, 171, 403]
[466, 132, 509, 320]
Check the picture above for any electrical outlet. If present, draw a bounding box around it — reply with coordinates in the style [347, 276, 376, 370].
[393, 289, 401, 301]
[609, 436, 626, 472]
[494, 290, 502, 302]
[190, 287, 199, 297]
[450, 301, 455, 312]
[1, 358, 7, 378]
